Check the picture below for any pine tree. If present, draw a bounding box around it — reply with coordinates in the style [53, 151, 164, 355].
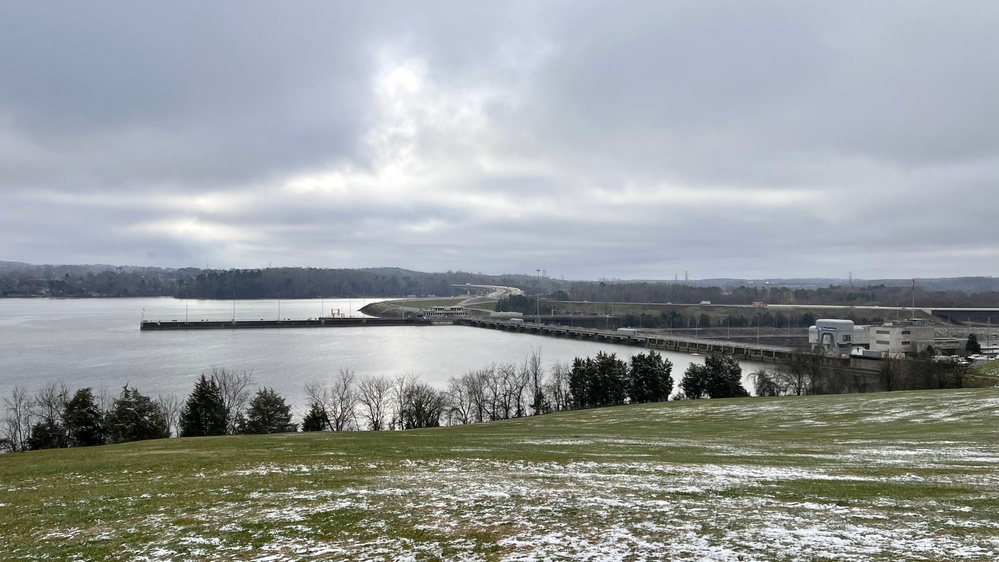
[301, 401, 329, 432]
[966, 334, 982, 354]
[63, 388, 105, 447]
[27, 418, 68, 450]
[629, 351, 674, 403]
[106, 386, 170, 443]
[180, 374, 227, 437]
[242, 388, 296, 434]
[682, 354, 750, 399]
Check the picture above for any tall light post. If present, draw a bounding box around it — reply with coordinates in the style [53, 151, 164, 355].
[536, 268, 541, 318]
[232, 291, 236, 324]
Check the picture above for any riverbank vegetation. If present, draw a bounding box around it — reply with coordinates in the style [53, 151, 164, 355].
[6, 344, 981, 455]
[2, 388, 997, 560]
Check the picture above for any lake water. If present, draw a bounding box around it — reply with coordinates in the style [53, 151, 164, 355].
[0, 297, 764, 416]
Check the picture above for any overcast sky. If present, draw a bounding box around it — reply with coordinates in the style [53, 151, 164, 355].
[1, 1, 996, 281]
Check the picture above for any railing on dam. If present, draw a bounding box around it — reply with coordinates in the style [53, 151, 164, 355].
[455, 318, 794, 363]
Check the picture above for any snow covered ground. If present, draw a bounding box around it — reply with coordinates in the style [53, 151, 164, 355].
[3, 390, 998, 561]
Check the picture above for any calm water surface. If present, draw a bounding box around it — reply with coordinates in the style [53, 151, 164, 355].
[1, 298, 763, 414]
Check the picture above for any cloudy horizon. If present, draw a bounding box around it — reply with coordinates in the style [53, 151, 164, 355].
[2, 2, 996, 281]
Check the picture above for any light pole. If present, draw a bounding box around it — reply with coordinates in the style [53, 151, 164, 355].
[232, 292, 236, 323]
[536, 269, 541, 318]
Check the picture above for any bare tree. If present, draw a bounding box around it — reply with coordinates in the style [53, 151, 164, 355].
[34, 381, 69, 424]
[780, 347, 824, 395]
[481, 364, 502, 421]
[96, 385, 114, 414]
[390, 373, 419, 430]
[1, 387, 33, 452]
[879, 357, 912, 392]
[446, 375, 473, 426]
[495, 363, 519, 420]
[545, 361, 572, 412]
[305, 367, 358, 431]
[208, 366, 254, 434]
[525, 348, 548, 416]
[749, 369, 784, 397]
[356, 375, 392, 431]
[398, 380, 446, 429]
[466, 369, 488, 423]
[157, 394, 183, 437]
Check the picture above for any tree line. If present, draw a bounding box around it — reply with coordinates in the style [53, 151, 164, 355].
[0, 264, 536, 300]
[750, 348, 971, 396]
[2, 348, 759, 452]
[4, 261, 998, 308]
[0, 367, 293, 452]
[4, 345, 975, 451]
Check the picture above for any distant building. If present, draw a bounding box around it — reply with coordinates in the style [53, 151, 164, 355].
[809, 319, 863, 357]
[810, 317, 967, 358]
[421, 306, 471, 321]
[868, 319, 935, 357]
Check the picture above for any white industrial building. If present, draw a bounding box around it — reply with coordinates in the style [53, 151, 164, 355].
[868, 319, 935, 357]
[809, 319, 868, 357]
[810, 317, 968, 358]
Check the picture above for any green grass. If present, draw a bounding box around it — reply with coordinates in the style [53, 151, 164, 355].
[2, 389, 999, 560]
[385, 297, 467, 309]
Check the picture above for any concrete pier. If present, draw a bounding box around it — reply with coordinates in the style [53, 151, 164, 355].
[140, 317, 432, 330]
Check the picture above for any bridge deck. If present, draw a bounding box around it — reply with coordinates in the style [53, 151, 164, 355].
[456, 318, 794, 362]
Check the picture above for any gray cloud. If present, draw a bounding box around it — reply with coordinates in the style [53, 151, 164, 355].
[1, 1, 996, 280]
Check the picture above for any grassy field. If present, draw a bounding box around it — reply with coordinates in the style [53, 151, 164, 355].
[2, 389, 998, 561]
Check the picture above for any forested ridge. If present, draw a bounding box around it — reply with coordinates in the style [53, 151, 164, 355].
[1, 261, 996, 308]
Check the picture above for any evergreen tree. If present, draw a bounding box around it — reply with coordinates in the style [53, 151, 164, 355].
[592, 352, 629, 407]
[681, 363, 710, 399]
[242, 388, 296, 434]
[568, 357, 593, 410]
[63, 388, 105, 447]
[681, 354, 750, 399]
[568, 352, 629, 408]
[966, 334, 982, 354]
[27, 418, 68, 450]
[179, 374, 227, 437]
[106, 386, 170, 443]
[703, 354, 750, 399]
[628, 351, 673, 403]
[301, 401, 329, 432]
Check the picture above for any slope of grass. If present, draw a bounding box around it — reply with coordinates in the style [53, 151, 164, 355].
[2, 389, 998, 561]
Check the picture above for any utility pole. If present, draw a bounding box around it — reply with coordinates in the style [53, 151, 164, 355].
[536, 268, 541, 318]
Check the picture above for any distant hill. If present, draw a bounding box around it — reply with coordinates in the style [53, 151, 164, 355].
[695, 276, 999, 293]
[3, 261, 997, 301]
